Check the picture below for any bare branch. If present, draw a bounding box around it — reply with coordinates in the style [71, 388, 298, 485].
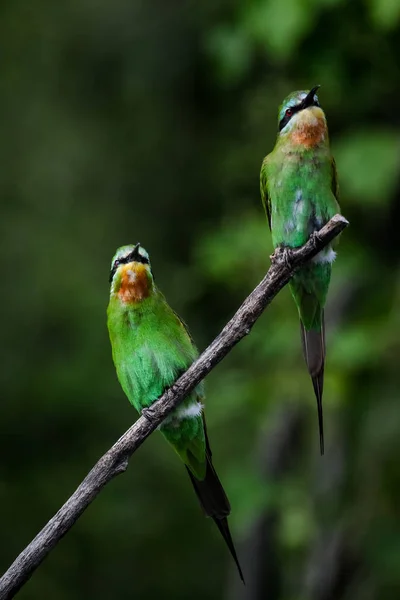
[0, 214, 348, 600]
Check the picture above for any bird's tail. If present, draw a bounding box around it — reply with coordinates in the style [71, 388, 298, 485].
[185, 418, 244, 582]
[300, 312, 326, 455]
[185, 457, 244, 583]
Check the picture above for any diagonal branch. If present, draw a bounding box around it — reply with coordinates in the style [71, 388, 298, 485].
[0, 214, 348, 600]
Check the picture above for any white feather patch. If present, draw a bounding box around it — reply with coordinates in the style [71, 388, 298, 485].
[126, 269, 137, 282]
[312, 247, 337, 264]
[159, 401, 203, 429]
[177, 402, 203, 419]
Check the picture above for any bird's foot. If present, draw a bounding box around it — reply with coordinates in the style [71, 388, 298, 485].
[271, 245, 292, 269]
[141, 406, 158, 424]
[310, 230, 322, 248]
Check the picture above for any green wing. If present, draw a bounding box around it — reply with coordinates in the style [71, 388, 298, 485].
[331, 156, 340, 204]
[172, 309, 197, 348]
[151, 295, 207, 478]
[260, 156, 271, 230]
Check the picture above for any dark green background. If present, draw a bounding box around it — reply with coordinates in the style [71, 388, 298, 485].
[1, 1, 400, 598]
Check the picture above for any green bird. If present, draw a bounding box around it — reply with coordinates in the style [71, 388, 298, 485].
[107, 243, 244, 581]
[260, 86, 340, 455]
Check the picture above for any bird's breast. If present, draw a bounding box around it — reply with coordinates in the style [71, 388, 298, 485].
[290, 107, 327, 148]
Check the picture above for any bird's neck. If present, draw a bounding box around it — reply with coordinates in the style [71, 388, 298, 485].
[280, 110, 328, 150]
[113, 264, 153, 305]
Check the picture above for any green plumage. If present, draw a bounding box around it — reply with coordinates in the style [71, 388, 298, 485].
[108, 280, 206, 477]
[260, 88, 341, 454]
[107, 244, 243, 580]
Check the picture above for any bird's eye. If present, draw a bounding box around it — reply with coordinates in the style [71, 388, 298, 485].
[114, 259, 120, 268]
[285, 108, 293, 116]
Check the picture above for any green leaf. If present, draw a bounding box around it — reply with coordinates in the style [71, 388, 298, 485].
[205, 26, 252, 85]
[195, 210, 270, 286]
[243, 0, 314, 59]
[368, 0, 400, 29]
[334, 130, 400, 205]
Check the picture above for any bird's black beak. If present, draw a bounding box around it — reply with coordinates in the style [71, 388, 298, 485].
[302, 85, 320, 109]
[129, 242, 141, 261]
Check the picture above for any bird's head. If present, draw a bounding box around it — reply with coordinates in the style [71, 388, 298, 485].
[277, 86, 328, 147]
[109, 243, 154, 303]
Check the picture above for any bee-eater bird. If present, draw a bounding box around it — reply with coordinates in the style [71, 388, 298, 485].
[107, 243, 244, 581]
[260, 86, 340, 455]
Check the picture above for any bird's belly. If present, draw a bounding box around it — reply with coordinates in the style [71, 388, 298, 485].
[271, 175, 333, 249]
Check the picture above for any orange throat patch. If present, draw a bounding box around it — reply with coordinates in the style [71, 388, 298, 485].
[291, 107, 327, 148]
[117, 263, 151, 304]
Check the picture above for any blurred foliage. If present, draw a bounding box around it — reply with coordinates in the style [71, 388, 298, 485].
[1, 0, 400, 598]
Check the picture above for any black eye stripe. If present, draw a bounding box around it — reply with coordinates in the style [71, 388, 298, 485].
[125, 253, 149, 266]
[109, 266, 117, 283]
[279, 104, 301, 131]
[109, 251, 149, 283]
[278, 97, 320, 131]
